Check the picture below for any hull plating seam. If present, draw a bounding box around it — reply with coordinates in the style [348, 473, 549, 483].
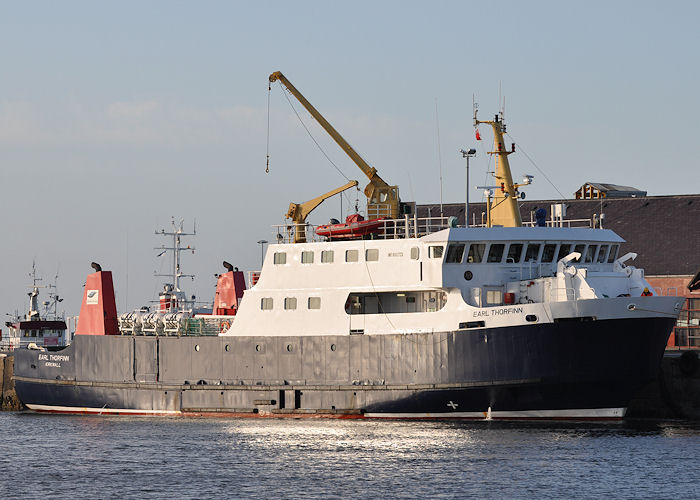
[12, 375, 542, 391]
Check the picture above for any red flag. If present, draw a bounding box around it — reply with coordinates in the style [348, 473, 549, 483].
[475, 128, 481, 141]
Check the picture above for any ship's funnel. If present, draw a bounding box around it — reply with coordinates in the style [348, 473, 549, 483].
[213, 268, 246, 316]
[75, 267, 119, 335]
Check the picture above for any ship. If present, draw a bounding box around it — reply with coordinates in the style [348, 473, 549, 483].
[12, 72, 682, 420]
[1, 264, 68, 351]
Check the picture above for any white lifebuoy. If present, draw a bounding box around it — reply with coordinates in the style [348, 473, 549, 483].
[220, 320, 231, 333]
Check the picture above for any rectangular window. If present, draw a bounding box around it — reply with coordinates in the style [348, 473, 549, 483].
[485, 289, 503, 305]
[284, 297, 297, 310]
[524, 244, 541, 262]
[260, 297, 273, 310]
[467, 244, 485, 263]
[410, 247, 420, 260]
[428, 246, 444, 259]
[308, 297, 321, 309]
[321, 250, 334, 263]
[585, 245, 597, 263]
[445, 243, 465, 264]
[597, 245, 609, 263]
[273, 252, 286, 265]
[541, 244, 557, 263]
[573, 244, 586, 262]
[506, 243, 523, 263]
[608, 244, 619, 263]
[345, 249, 358, 262]
[365, 249, 379, 261]
[487, 244, 505, 263]
[557, 244, 572, 261]
[301, 251, 314, 264]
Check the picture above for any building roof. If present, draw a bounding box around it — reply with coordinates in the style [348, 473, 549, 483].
[417, 194, 700, 276]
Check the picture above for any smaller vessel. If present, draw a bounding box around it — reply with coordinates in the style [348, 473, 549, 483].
[315, 213, 386, 240]
[1, 264, 68, 351]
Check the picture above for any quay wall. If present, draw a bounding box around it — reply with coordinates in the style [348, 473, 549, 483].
[0, 354, 24, 411]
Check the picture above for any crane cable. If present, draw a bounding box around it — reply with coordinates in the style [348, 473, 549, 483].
[274, 81, 358, 212]
[266, 82, 271, 173]
[505, 132, 566, 199]
[276, 82, 351, 183]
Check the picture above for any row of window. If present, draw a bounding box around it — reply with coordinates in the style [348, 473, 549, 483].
[21, 329, 62, 337]
[274, 247, 420, 265]
[272, 242, 620, 267]
[261, 296, 322, 311]
[431, 242, 620, 265]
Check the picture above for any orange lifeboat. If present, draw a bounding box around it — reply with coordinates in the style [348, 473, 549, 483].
[315, 214, 386, 240]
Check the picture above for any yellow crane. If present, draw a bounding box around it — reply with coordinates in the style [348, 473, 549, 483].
[286, 180, 359, 243]
[269, 71, 401, 219]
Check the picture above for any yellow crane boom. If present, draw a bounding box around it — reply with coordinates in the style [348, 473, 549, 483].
[269, 71, 400, 219]
[286, 180, 359, 243]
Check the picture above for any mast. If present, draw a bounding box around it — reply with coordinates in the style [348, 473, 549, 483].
[474, 110, 524, 227]
[154, 218, 196, 311]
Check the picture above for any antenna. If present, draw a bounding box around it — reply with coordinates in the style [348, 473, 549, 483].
[435, 98, 444, 217]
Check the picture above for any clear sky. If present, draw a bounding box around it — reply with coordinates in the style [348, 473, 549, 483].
[1, 0, 698, 317]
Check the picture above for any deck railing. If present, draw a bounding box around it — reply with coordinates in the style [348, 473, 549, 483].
[271, 215, 450, 243]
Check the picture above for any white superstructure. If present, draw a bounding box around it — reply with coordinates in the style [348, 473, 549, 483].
[226, 225, 681, 337]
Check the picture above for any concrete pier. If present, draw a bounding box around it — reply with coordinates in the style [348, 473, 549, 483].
[628, 350, 700, 420]
[0, 354, 24, 411]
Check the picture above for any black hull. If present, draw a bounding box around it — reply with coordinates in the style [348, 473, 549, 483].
[13, 316, 675, 420]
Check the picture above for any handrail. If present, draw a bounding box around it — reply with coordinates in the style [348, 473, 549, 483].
[270, 215, 450, 243]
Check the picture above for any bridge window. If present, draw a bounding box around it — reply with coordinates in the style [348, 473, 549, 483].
[542, 244, 557, 263]
[608, 245, 619, 263]
[597, 245, 609, 263]
[557, 244, 572, 261]
[585, 245, 597, 263]
[321, 250, 334, 263]
[366, 249, 379, 261]
[524, 244, 541, 262]
[573, 244, 585, 262]
[345, 291, 447, 314]
[506, 243, 523, 263]
[301, 251, 314, 264]
[345, 249, 358, 262]
[308, 297, 321, 309]
[429, 245, 444, 259]
[487, 244, 505, 263]
[445, 243, 465, 264]
[273, 252, 287, 265]
[260, 298, 274, 310]
[410, 247, 420, 260]
[284, 297, 297, 310]
[467, 244, 485, 263]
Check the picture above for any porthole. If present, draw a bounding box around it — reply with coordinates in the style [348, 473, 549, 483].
[286, 344, 293, 352]
[330, 344, 336, 352]
[464, 270, 473, 281]
[525, 315, 538, 322]
[194, 344, 200, 352]
[255, 344, 261, 352]
[225, 344, 230, 352]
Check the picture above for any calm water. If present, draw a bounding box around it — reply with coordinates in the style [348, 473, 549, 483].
[1, 413, 699, 499]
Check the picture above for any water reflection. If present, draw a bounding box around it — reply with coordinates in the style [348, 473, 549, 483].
[2, 413, 699, 499]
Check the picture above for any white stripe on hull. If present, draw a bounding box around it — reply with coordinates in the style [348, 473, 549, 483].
[26, 404, 181, 416]
[27, 404, 625, 420]
[365, 407, 626, 420]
